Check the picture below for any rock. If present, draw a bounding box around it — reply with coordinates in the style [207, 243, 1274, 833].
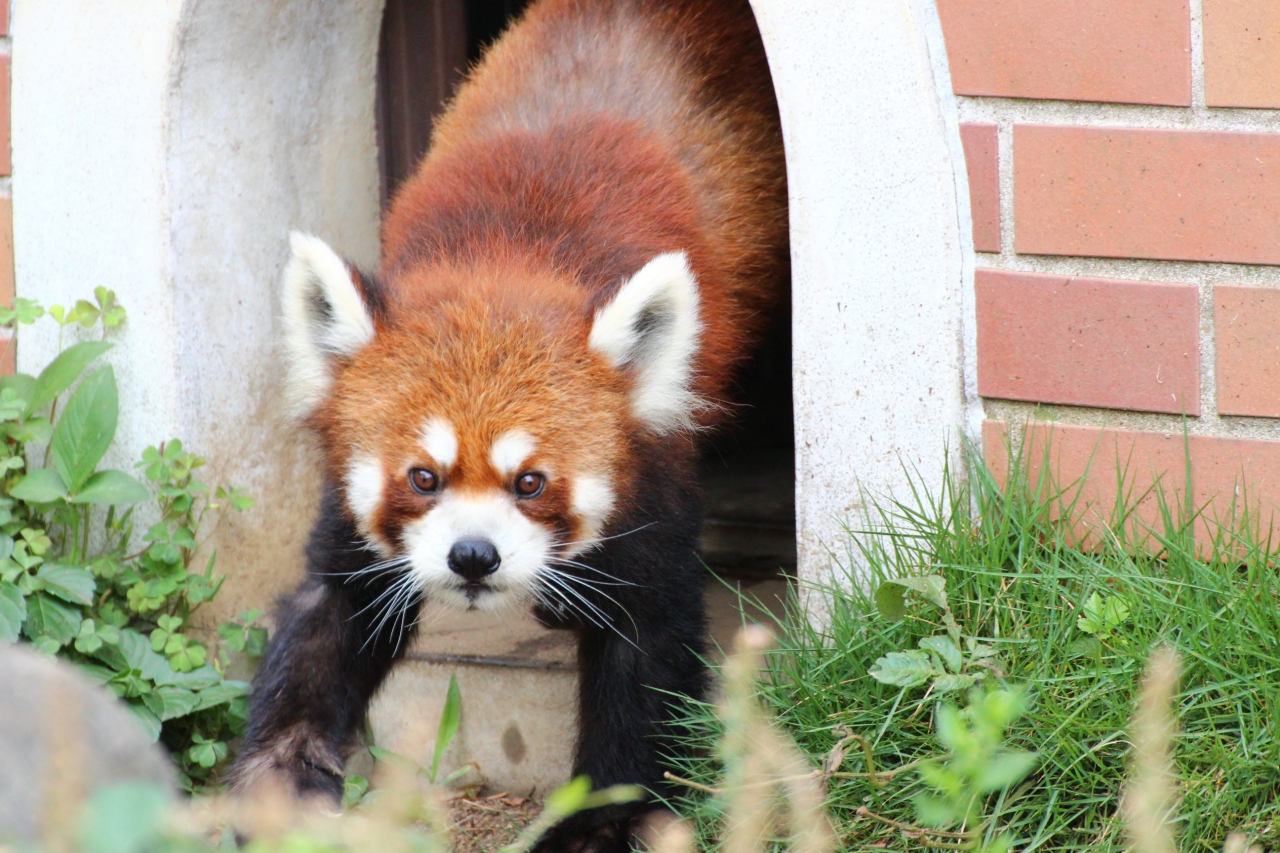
[0, 643, 175, 845]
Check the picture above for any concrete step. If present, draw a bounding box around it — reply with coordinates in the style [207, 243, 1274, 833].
[367, 575, 790, 796]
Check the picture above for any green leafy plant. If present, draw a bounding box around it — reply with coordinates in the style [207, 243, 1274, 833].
[0, 291, 259, 790]
[869, 574, 1001, 694]
[1077, 591, 1132, 641]
[350, 673, 478, 808]
[914, 688, 1039, 852]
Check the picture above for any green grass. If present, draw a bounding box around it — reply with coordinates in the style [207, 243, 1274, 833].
[669, 440, 1280, 852]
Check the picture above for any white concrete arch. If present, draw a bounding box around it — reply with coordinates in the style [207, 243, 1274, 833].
[750, 0, 978, 588]
[14, 0, 976, 617]
[14, 0, 385, 622]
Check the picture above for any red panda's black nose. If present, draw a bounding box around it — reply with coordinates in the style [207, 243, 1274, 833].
[447, 539, 501, 581]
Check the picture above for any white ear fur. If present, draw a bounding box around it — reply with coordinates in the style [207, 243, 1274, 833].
[280, 232, 376, 416]
[588, 252, 702, 433]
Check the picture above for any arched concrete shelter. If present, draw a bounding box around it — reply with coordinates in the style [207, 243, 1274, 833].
[13, 0, 976, 788]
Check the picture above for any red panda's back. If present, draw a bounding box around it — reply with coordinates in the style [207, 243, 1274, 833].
[381, 0, 788, 409]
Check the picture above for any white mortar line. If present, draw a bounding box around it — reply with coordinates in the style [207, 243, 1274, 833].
[1189, 0, 1207, 113]
[995, 116, 1014, 259]
[957, 95, 1280, 133]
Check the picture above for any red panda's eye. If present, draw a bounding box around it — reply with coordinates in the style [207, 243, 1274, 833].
[514, 472, 546, 498]
[408, 468, 439, 495]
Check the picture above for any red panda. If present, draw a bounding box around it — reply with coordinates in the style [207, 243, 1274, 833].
[234, 0, 786, 848]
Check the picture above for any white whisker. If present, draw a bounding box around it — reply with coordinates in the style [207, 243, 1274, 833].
[539, 569, 641, 651]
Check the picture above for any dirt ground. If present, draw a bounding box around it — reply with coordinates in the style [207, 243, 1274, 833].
[447, 792, 542, 853]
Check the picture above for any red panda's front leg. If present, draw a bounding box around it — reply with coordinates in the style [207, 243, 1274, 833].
[231, 483, 417, 800]
[535, 477, 710, 853]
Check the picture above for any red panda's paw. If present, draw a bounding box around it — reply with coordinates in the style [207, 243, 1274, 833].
[230, 725, 346, 805]
[531, 805, 658, 853]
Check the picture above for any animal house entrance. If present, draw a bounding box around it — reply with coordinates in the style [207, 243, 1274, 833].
[377, 0, 797, 603]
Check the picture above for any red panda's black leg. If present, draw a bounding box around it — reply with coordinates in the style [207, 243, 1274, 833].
[232, 482, 418, 800]
[535, 462, 709, 852]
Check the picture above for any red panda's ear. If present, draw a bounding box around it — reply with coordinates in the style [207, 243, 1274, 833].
[280, 232, 377, 417]
[588, 252, 703, 433]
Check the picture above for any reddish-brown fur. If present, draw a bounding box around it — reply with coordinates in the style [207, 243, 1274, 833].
[314, 0, 786, 539]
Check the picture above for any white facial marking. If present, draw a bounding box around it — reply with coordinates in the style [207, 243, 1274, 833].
[568, 473, 616, 555]
[402, 491, 553, 613]
[345, 452, 387, 552]
[490, 430, 536, 477]
[419, 418, 458, 469]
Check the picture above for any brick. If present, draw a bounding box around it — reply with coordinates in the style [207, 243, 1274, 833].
[1018, 423, 1280, 548]
[0, 332, 12, 377]
[936, 0, 1191, 106]
[0, 3, 8, 37]
[960, 123, 1001, 253]
[1015, 125, 1280, 266]
[0, 197, 11, 311]
[976, 269, 1200, 415]
[1214, 285, 1280, 417]
[982, 420, 1010, 485]
[1204, 0, 1280, 108]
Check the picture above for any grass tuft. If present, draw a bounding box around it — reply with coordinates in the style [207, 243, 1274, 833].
[668, 437, 1280, 852]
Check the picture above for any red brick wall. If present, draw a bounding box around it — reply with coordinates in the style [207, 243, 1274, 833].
[939, 0, 1280, 542]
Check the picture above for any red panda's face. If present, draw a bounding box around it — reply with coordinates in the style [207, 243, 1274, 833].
[320, 300, 630, 612]
[280, 235, 701, 614]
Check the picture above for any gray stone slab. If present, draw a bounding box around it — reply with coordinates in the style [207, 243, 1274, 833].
[0, 644, 175, 844]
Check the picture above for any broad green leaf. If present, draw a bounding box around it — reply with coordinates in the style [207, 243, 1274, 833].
[123, 701, 162, 742]
[975, 751, 1039, 793]
[0, 417, 52, 444]
[115, 628, 173, 683]
[75, 662, 117, 684]
[36, 563, 96, 606]
[1077, 592, 1107, 636]
[430, 673, 462, 783]
[881, 575, 948, 611]
[25, 340, 113, 416]
[191, 681, 249, 712]
[51, 366, 119, 491]
[143, 686, 200, 721]
[868, 649, 940, 688]
[932, 673, 978, 694]
[69, 469, 149, 505]
[1104, 596, 1131, 628]
[0, 580, 25, 642]
[0, 373, 34, 403]
[9, 468, 69, 503]
[23, 592, 81, 646]
[1067, 636, 1102, 659]
[919, 636, 963, 673]
[154, 664, 222, 691]
[874, 582, 907, 620]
